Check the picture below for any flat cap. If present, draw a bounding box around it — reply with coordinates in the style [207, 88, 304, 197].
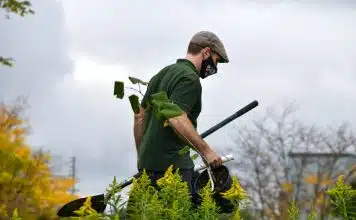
[189, 31, 229, 63]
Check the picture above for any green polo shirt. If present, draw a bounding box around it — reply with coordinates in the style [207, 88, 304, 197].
[138, 59, 202, 171]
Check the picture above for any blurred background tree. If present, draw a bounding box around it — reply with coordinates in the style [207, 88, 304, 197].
[0, 97, 78, 219]
[224, 102, 356, 219]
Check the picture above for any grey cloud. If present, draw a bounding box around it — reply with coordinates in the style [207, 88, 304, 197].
[29, 76, 139, 175]
[63, 0, 355, 67]
[0, 0, 73, 101]
[63, 0, 356, 93]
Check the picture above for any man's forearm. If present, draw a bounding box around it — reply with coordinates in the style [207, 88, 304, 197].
[168, 112, 213, 159]
[133, 107, 145, 157]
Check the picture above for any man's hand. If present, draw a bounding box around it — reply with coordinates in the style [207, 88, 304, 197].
[204, 149, 223, 169]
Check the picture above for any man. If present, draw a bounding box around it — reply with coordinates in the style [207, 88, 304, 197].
[133, 31, 229, 193]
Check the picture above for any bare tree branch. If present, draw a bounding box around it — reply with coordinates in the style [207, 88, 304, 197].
[224, 101, 356, 218]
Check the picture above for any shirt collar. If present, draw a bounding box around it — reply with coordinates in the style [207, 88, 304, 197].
[176, 59, 199, 75]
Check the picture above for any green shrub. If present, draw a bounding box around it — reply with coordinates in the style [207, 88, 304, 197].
[327, 175, 356, 219]
[7, 167, 356, 219]
[58, 172, 356, 220]
[58, 165, 248, 220]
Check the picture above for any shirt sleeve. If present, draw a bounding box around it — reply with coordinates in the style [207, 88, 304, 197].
[169, 76, 201, 114]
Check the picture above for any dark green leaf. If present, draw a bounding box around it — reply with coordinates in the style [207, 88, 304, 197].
[150, 91, 169, 111]
[151, 91, 169, 103]
[129, 95, 140, 114]
[151, 99, 165, 110]
[128, 76, 148, 85]
[149, 91, 183, 120]
[160, 102, 183, 117]
[160, 109, 182, 119]
[156, 102, 183, 119]
[0, 56, 14, 67]
[114, 81, 124, 99]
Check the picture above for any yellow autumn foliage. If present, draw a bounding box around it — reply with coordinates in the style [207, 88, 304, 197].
[304, 173, 334, 187]
[281, 182, 294, 193]
[304, 174, 318, 185]
[0, 102, 78, 219]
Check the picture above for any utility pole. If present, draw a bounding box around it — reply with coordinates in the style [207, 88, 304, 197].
[69, 156, 77, 195]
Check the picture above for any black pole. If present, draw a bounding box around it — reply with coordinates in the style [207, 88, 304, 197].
[200, 100, 259, 138]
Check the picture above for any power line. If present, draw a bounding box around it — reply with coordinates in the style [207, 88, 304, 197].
[69, 156, 77, 195]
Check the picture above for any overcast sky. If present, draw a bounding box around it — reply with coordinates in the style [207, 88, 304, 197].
[1, 0, 356, 203]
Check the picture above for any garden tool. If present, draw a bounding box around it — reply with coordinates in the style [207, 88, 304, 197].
[56, 100, 259, 217]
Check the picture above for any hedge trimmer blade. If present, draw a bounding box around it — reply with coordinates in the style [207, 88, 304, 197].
[56, 194, 106, 217]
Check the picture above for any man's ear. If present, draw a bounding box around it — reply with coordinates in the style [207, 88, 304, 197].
[204, 47, 211, 54]
[202, 47, 211, 59]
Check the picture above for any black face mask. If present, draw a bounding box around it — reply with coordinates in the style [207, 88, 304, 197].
[200, 55, 217, 79]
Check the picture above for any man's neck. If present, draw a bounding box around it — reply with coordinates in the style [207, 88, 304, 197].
[185, 54, 201, 72]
